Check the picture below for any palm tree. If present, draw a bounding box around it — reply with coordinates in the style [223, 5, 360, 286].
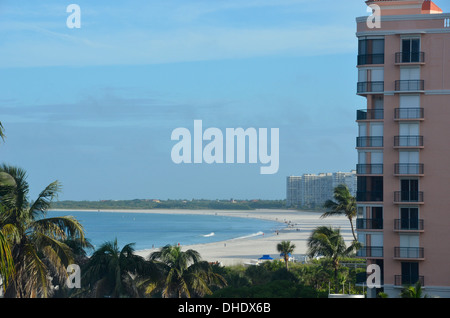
[276, 241, 295, 271]
[400, 281, 427, 298]
[307, 226, 360, 293]
[146, 244, 226, 298]
[81, 238, 148, 298]
[0, 121, 5, 142]
[0, 179, 15, 291]
[322, 184, 358, 241]
[0, 164, 87, 298]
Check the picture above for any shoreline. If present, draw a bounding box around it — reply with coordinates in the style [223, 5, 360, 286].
[50, 208, 352, 266]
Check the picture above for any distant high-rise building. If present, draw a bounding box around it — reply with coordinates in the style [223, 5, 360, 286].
[286, 170, 357, 208]
[355, 0, 450, 298]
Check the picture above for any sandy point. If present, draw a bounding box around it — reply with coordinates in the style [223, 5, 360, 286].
[130, 209, 353, 267]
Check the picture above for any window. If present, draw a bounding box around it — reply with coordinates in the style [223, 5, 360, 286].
[397, 122, 422, 147]
[357, 176, 383, 201]
[399, 151, 419, 164]
[402, 38, 420, 63]
[400, 207, 419, 230]
[401, 262, 419, 285]
[399, 95, 420, 108]
[399, 122, 419, 136]
[400, 179, 419, 201]
[399, 234, 420, 258]
[400, 67, 420, 81]
[358, 123, 367, 137]
[358, 38, 385, 65]
[357, 68, 384, 93]
[370, 123, 383, 137]
[373, 95, 384, 109]
[397, 95, 422, 119]
[371, 206, 383, 229]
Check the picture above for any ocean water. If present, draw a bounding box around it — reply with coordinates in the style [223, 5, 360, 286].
[47, 210, 283, 253]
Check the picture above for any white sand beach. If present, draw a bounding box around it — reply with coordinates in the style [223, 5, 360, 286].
[121, 209, 354, 266]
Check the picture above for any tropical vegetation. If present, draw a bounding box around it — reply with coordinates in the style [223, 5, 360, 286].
[144, 244, 227, 298]
[0, 164, 89, 297]
[276, 240, 296, 271]
[400, 281, 428, 298]
[51, 199, 286, 211]
[307, 226, 361, 293]
[76, 239, 148, 298]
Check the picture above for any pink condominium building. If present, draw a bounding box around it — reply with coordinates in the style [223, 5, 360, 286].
[355, 0, 450, 297]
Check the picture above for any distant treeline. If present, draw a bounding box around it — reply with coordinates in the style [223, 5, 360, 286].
[50, 199, 287, 210]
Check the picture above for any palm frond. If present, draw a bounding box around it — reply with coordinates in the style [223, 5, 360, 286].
[0, 165, 29, 212]
[29, 181, 61, 220]
[0, 230, 15, 289]
[0, 122, 5, 142]
[31, 215, 86, 243]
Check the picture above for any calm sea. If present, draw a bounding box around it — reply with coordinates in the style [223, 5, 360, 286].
[47, 210, 283, 253]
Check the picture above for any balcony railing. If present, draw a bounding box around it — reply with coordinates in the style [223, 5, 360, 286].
[394, 275, 424, 287]
[357, 164, 383, 175]
[394, 136, 423, 148]
[394, 247, 424, 259]
[356, 246, 383, 258]
[357, 109, 384, 120]
[394, 108, 424, 120]
[395, 80, 424, 92]
[357, 191, 383, 202]
[356, 218, 383, 230]
[357, 136, 384, 148]
[394, 219, 424, 231]
[357, 81, 384, 94]
[394, 163, 424, 175]
[356, 272, 385, 286]
[394, 191, 424, 203]
[358, 54, 385, 65]
[395, 52, 425, 64]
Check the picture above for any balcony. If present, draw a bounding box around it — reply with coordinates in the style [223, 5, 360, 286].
[395, 80, 424, 92]
[358, 54, 385, 66]
[357, 164, 383, 175]
[357, 191, 383, 202]
[394, 191, 424, 204]
[394, 247, 424, 260]
[357, 109, 384, 121]
[394, 219, 424, 232]
[394, 136, 423, 148]
[394, 108, 424, 121]
[356, 136, 384, 148]
[394, 164, 424, 176]
[356, 246, 383, 258]
[394, 275, 424, 287]
[356, 218, 383, 230]
[395, 52, 425, 64]
[357, 81, 384, 94]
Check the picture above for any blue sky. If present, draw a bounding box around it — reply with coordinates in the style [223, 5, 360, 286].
[1, 0, 449, 201]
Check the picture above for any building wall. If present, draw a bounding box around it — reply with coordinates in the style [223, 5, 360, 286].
[286, 171, 357, 208]
[356, 1, 450, 297]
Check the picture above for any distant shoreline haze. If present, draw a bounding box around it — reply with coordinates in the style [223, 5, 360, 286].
[50, 199, 326, 212]
[51, 199, 284, 211]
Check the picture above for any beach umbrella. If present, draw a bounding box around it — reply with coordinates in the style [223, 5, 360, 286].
[279, 253, 292, 257]
[258, 255, 273, 260]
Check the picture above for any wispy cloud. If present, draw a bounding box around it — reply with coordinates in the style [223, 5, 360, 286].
[0, 0, 357, 68]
